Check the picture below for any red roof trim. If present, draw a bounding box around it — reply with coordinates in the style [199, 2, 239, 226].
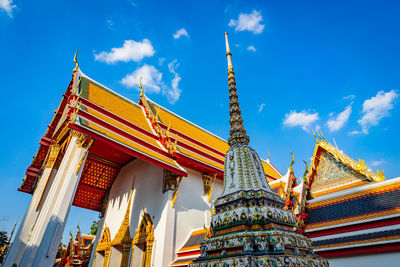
[159, 123, 226, 158]
[176, 153, 223, 179]
[79, 98, 158, 141]
[78, 110, 173, 159]
[171, 137, 224, 165]
[69, 124, 187, 177]
[177, 250, 201, 258]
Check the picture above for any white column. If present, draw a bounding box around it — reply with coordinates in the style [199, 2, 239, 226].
[151, 191, 176, 267]
[3, 145, 61, 267]
[18, 131, 91, 267]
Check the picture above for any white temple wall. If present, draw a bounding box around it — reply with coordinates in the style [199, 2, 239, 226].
[328, 252, 400, 267]
[98, 158, 225, 266]
[174, 169, 223, 252]
[103, 158, 165, 240]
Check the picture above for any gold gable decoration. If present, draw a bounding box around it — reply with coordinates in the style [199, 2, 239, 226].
[139, 85, 177, 156]
[95, 226, 111, 267]
[311, 130, 385, 182]
[111, 186, 134, 267]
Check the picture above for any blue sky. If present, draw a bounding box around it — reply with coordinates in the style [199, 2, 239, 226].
[1, 0, 400, 244]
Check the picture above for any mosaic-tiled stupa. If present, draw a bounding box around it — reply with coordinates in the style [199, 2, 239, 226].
[190, 33, 329, 267]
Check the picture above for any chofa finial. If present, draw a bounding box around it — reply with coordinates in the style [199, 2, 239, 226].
[312, 129, 319, 144]
[73, 50, 80, 73]
[289, 152, 295, 169]
[139, 77, 144, 97]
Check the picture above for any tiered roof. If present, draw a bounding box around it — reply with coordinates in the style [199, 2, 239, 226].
[19, 57, 281, 212]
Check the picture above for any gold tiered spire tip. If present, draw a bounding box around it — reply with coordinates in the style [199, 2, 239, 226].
[224, 32, 250, 146]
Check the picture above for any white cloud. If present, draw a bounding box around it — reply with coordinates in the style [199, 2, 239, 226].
[173, 28, 189, 39]
[166, 59, 182, 104]
[121, 64, 163, 93]
[247, 45, 256, 52]
[327, 105, 352, 132]
[370, 159, 385, 167]
[358, 90, 398, 133]
[258, 103, 265, 112]
[348, 130, 362, 135]
[343, 94, 355, 100]
[121, 61, 182, 104]
[228, 10, 265, 34]
[283, 110, 319, 131]
[158, 57, 166, 66]
[94, 39, 155, 64]
[0, 0, 16, 17]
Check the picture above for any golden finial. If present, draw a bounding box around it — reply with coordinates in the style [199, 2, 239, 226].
[289, 152, 295, 170]
[319, 130, 326, 142]
[77, 223, 80, 232]
[73, 50, 80, 73]
[302, 160, 309, 184]
[139, 77, 144, 97]
[7, 216, 19, 244]
[69, 230, 73, 240]
[267, 151, 270, 160]
[312, 129, 319, 144]
[317, 131, 322, 142]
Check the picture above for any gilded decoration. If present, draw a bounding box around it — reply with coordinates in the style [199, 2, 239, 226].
[162, 169, 182, 207]
[202, 173, 216, 202]
[131, 213, 155, 267]
[44, 144, 61, 169]
[281, 152, 297, 210]
[95, 226, 111, 267]
[172, 176, 183, 208]
[310, 130, 385, 183]
[111, 185, 134, 267]
[162, 169, 181, 193]
[139, 83, 177, 156]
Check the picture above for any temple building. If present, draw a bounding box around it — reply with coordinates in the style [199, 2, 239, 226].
[3, 32, 400, 267]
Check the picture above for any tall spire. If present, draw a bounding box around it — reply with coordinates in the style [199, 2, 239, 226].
[190, 33, 328, 267]
[225, 32, 250, 146]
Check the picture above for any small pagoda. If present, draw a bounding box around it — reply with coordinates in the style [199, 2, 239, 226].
[190, 33, 328, 267]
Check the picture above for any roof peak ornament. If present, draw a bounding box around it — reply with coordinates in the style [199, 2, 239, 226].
[73, 50, 80, 73]
[139, 76, 144, 97]
[224, 32, 250, 146]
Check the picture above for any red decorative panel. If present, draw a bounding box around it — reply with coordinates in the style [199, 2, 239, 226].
[72, 155, 121, 211]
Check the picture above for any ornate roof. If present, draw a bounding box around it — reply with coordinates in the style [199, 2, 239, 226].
[310, 131, 385, 184]
[19, 54, 282, 212]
